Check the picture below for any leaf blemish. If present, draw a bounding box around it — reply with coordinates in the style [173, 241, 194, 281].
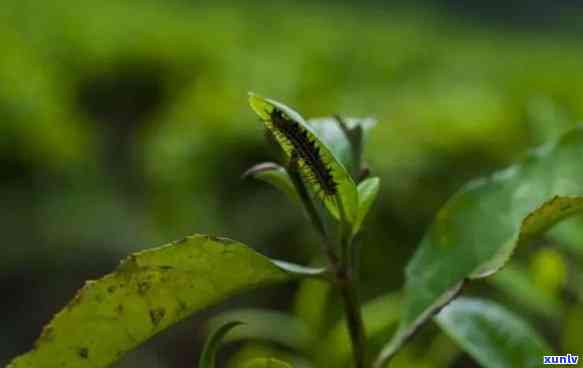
[149, 308, 166, 326]
[78, 347, 89, 359]
[177, 300, 188, 312]
[137, 281, 151, 294]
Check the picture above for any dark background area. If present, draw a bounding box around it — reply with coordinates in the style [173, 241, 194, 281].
[2, 0, 583, 367]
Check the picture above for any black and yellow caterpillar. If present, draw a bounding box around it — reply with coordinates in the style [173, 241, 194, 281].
[269, 108, 338, 197]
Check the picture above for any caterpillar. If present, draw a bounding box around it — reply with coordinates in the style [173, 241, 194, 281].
[269, 108, 338, 197]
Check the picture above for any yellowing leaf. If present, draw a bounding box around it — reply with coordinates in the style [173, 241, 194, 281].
[9, 235, 297, 368]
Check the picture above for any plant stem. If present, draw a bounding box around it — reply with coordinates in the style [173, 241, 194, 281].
[337, 258, 368, 368]
[290, 156, 367, 367]
[334, 195, 368, 368]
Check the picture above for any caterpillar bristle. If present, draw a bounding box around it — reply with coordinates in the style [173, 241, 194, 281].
[269, 109, 337, 197]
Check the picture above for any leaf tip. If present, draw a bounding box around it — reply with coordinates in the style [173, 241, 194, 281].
[248, 93, 272, 120]
[200, 320, 245, 368]
[242, 162, 281, 179]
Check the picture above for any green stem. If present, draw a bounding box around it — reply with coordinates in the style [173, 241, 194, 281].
[335, 195, 368, 368]
[289, 155, 367, 367]
[337, 243, 368, 368]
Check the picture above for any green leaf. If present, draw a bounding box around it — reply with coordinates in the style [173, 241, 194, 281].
[244, 357, 294, 368]
[209, 309, 314, 352]
[9, 235, 298, 368]
[293, 279, 333, 337]
[341, 117, 377, 135]
[307, 117, 353, 173]
[308, 116, 376, 180]
[199, 321, 243, 368]
[227, 342, 299, 368]
[354, 176, 380, 235]
[270, 259, 328, 278]
[243, 162, 300, 204]
[375, 127, 583, 367]
[488, 263, 561, 319]
[248, 93, 358, 224]
[435, 298, 552, 368]
[549, 215, 583, 256]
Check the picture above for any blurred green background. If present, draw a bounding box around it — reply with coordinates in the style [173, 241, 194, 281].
[2, 0, 583, 367]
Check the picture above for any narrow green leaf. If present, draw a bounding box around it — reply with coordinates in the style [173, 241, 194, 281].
[436, 298, 552, 368]
[375, 127, 583, 367]
[9, 235, 298, 368]
[354, 176, 380, 235]
[248, 93, 358, 224]
[243, 162, 300, 204]
[209, 309, 314, 352]
[199, 321, 243, 368]
[244, 357, 294, 368]
[270, 259, 329, 278]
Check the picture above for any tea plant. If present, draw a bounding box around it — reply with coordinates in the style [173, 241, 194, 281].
[9, 95, 583, 368]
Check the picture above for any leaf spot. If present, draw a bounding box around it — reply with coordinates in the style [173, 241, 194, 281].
[150, 308, 166, 326]
[137, 281, 151, 294]
[78, 347, 89, 359]
[177, 299, 188, 313]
